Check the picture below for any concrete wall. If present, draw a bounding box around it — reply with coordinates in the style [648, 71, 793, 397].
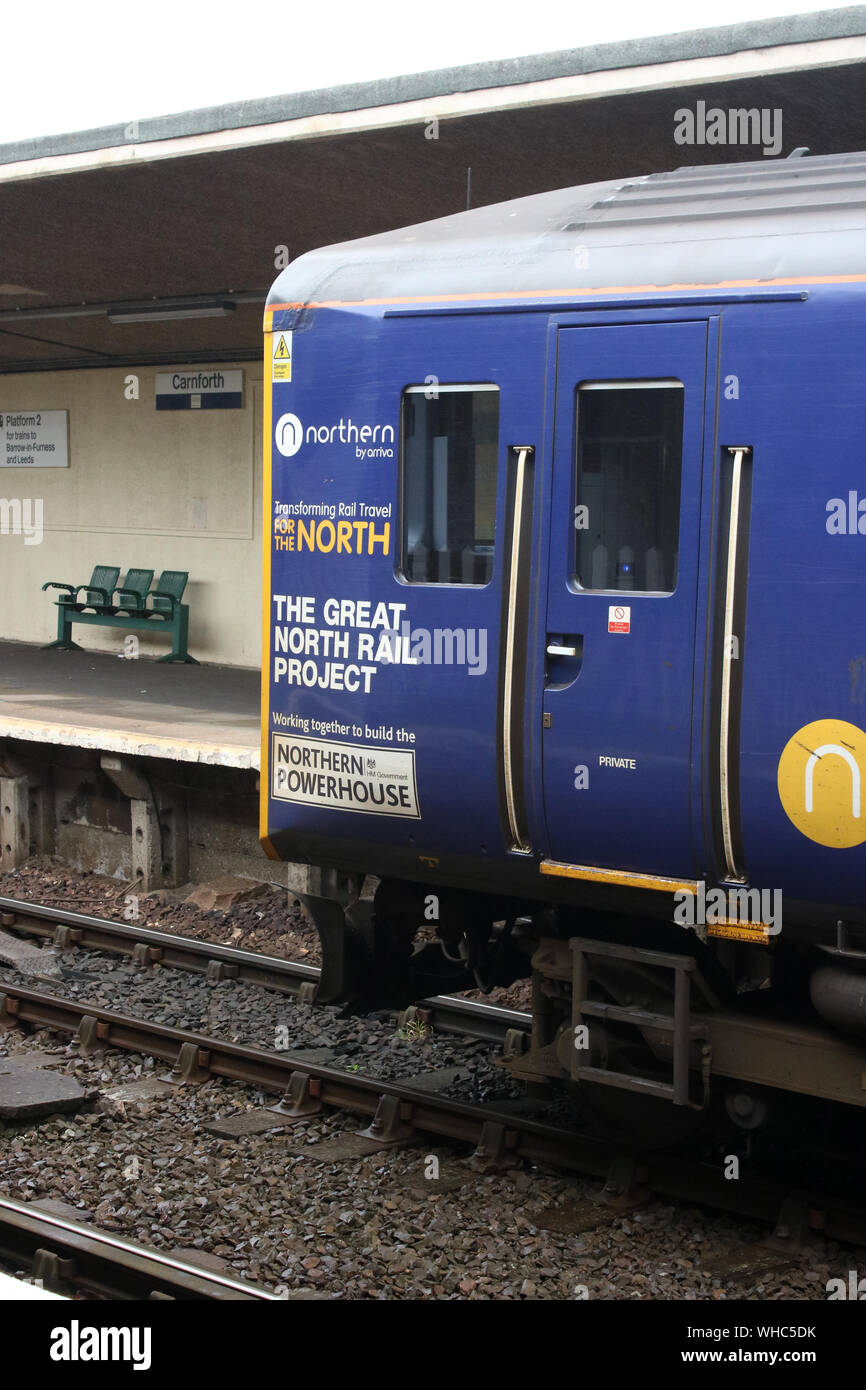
[0, 363, 263, 667]
[2, 739, 268, 886]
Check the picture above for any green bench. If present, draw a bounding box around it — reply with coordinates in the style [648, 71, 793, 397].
[42, 566, 198, 664]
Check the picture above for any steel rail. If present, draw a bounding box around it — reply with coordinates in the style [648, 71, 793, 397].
[0, 1196, 278, 1300]
[0, 895, 530, 1043]
[3, 980, 866, 1247]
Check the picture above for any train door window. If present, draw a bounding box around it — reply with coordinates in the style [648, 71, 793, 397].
[400, 384, 499, 584]
[573, 380, 683, 594]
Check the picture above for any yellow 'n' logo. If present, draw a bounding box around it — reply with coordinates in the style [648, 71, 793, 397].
[778, 720, 866, 848]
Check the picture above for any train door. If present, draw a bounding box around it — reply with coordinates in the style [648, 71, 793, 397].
[264, 305, 555, 866]
[540, 320, 712, 878]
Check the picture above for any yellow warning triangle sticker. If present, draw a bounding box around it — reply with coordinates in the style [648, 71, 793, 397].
[274, 334, 291, 359]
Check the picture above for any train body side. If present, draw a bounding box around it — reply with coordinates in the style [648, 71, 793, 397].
[261, 284, 866, 933]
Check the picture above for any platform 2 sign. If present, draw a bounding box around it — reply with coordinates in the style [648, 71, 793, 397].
[0, 410, 69, 467]
[271, 733, 420, 818]
[155, 371, 244, 411]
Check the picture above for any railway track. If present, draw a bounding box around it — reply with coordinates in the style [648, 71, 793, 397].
[0, 1196, 278, 1300]
[2, 969, 866, 1255]
[0, 895, 528, 1046]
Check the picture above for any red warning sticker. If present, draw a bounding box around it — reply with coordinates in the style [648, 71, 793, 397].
[608, 605, 631, 634]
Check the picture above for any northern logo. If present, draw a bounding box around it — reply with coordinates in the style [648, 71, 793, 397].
[274, 413, 395, 460]
[275, 413, 303, 458]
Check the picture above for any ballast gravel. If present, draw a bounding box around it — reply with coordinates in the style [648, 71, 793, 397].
[0, 941, 522, 1106]
[1, 860, 864, 1299]
[0, 1031, 859, 1301]
[0, 860, 533, 1010]
[0, 859, 320, 963]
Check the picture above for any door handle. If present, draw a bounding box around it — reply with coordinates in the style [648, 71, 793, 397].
[545, 634, 584, 691]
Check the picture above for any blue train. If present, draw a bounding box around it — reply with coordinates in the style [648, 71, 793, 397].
[261, 150, 866, 1133]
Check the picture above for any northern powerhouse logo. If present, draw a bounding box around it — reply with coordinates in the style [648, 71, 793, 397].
[274, 413, 395, 459]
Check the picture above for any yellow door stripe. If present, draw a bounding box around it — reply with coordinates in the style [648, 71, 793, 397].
[539, 859, 699, 894]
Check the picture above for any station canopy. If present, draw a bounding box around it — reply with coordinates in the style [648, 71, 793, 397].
[2, 6, 866, 373]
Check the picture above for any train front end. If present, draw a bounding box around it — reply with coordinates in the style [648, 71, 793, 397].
[260, 249, 540, 1007]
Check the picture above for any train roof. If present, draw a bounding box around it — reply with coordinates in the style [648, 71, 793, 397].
[268, 150, 866, 310]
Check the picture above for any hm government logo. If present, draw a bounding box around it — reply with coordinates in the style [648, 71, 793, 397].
[275, 412, 303, 458]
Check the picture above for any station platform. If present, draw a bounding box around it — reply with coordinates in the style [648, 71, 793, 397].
[0, 642, 259, 770]
[0, 1270, 66, 1300]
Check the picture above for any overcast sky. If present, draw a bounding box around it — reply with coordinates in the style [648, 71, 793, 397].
[0, 0, 847, 145]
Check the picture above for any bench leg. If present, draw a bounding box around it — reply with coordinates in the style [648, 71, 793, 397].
[156, 606, 198, 664]
[43, 605, 82, 651]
